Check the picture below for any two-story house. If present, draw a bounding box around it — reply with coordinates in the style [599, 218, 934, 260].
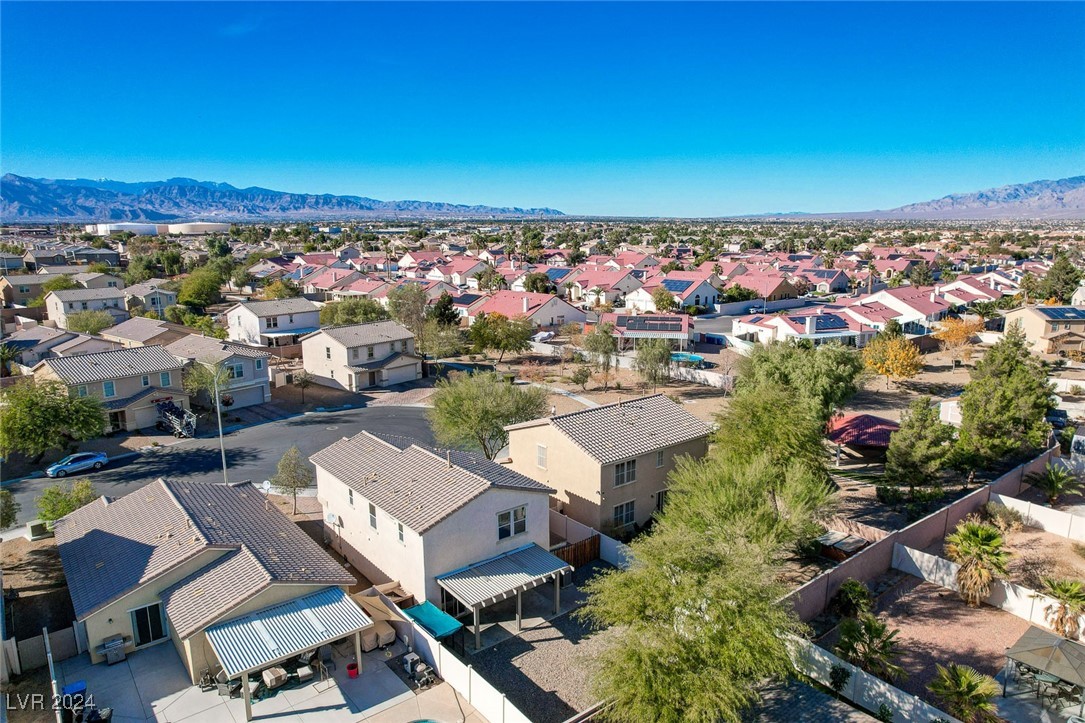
[45, 288, 129, 330]
[311, 431, 567, 649]
[32, 346, 189, 432]
[299, 320, 422, 391]
[225, 298, 321, 347]
[124, 281, 178, 314]
[0, 273, 66, 307]
[72, 272, 123, 290]
[505, 395, 712, 532]
[1004, 306, 1085, 356]
[165, 335, 272, 408]
[100, 317, 192, 349]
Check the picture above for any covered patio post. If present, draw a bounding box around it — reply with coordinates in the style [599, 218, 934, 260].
[243, 670, 253, 721]
[516, 591, 522, 632]
[354, 630, 362, 673]
[554, 574, 560, 615]
[474, 606, 481, 651]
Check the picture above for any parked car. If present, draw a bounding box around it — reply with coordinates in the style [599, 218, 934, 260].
[45, 452, 109, 478]
[1048, 409, 1070, 430]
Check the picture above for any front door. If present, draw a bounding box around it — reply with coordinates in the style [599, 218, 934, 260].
[368, 371, 377, 387]
[108, 411, 127, 432]
[655, 490, 668, 513]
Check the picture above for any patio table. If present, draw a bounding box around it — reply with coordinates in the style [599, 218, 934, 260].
[1037, 673, 1062, 703]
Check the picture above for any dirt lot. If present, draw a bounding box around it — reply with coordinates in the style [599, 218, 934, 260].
[818, 576, 1029, 707]
[842, 350, 973, 422]
[1, 535, 74, 640]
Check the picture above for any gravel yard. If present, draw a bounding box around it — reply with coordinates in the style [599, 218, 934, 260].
[1, 535, 74, 640]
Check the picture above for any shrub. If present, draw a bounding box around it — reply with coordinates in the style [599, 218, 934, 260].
[829, 664, 851, 698]
[876, 485, 905, 505]
[980, 502, 1024, 538]
[875, 704, 894, 723]
[830, 579, 874, 618]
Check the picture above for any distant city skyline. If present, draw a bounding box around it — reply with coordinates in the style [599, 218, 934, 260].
[2, 2, 1083, 217]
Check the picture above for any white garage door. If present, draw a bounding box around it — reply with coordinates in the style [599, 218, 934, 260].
[383, 362, 420, 386]
[227, 385, 268, 409]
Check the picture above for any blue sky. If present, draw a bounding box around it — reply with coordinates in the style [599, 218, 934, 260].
[2, 1, 1083, 217]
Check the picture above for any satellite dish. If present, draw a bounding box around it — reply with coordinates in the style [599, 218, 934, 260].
[262, 480, 271, 493]
[326, 513, 337, 525]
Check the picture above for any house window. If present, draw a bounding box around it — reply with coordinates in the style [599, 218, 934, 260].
[102, 380, 116, 398]
[325, 347, 331, 360]
[613, 501, 635, 527]
[1053, 324, 1059, 332]
[656, 490, 668, 513]
[352, 347, 359, 359]
[498, 505, 527, 540]
[267, 316, 279, 329]
[536, 444, 547, 469]
[656, 450, 665, 468]
[288, 314, 295, 324]
[130, 602, 167, 647]
[397, 522, 405, 543]
[255, 359, 263, 371]
[227, 364, 244, 379]
[76, 385, 88, 398]
[81, 302, 89, 310]
[160, 372, 171, 387]
[18, 286, 29, 294]
[367, 346, 375, 359]
[107, 281, 117, 288]
[369, 503, 377, 529]
[348, 489, 354, 506]
[614, 459, 637, 487]
[141, 375, 150, 387]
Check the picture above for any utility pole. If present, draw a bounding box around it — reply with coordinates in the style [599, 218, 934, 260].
[211, 367, 228, 485]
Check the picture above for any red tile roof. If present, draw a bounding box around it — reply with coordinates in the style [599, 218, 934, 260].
[827, 414, 899, 448]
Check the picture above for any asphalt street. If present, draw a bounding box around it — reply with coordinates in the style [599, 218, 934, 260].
[3, 406, 434, 527]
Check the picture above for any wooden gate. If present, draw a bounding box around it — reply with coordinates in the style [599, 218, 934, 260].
[555, 534, 600, 568]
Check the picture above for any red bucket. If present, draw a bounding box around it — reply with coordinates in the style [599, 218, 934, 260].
[347, 662, 359, 679]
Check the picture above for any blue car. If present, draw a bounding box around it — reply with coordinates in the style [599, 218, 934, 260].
[46, 452, 109, 478]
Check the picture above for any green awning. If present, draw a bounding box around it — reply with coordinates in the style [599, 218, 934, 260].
[402, 601, 463, 640]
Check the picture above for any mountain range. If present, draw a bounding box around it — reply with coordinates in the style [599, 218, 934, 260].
[0, 174, 564, 222]
[2, 173, 1083, 222]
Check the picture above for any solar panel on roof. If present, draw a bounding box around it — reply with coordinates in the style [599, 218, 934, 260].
[1040, 307, 1085, 321]
[814, 315, 849, 331]
[545, 268, 571, 280]
[661, 279, 693, 293]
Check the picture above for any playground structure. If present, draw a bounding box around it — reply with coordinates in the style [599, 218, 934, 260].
[156, 400, 197, 438]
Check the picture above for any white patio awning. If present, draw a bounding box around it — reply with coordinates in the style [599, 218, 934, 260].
[436, 543, 572, 610]
[205, 586, 372, 678]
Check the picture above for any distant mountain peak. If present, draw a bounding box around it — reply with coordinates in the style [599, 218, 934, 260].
[0, 174, 564, 222]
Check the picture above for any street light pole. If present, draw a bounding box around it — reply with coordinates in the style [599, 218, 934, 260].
[212, 368, 228, 485]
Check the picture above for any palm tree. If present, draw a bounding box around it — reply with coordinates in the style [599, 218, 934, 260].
[945, 521, 1011, 607]
[1039, 577, 1085, 638]
[927, 663, 1000, 723]
[1025, 462, 1083, 505]
[834, 613, 907, 682]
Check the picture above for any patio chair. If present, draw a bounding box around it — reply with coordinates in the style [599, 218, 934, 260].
[320, 645, 336, 672]
[1058, 684, 1084, 710]
[215, 670, 241, 698]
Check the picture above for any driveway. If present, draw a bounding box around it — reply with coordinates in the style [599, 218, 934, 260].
[2, 406, 434, 527]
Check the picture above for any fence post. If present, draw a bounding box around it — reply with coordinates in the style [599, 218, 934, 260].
[44, 626, 61, 723]
[501, 693, 508, 723]
[467, 663, 473, 702]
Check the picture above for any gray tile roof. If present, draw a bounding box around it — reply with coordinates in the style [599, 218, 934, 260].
[233, 297, 319, 317]
[40, 345, 183, 384]
[49, 287, 126, 302]
[311, 431, 554, 534]
[315, 320, 414, 348]
[56, 479, 355, 628]
[51, 333, 112, 356]
[165, 334, 271, 363]
[2, 325, 71, 348]
[1, 273, 65, 287]
[123, 282, 176, 298]
[101, 316, 186, 343]
[513, 394, 711, 465]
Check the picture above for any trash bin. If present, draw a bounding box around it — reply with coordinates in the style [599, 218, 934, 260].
[346, 662, 359, 679]
[59, 681, 88, 723]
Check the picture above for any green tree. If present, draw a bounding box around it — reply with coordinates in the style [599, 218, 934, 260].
[714, 384, 827, 472]
[262, 279, 298, 300]
[0, 342, 19, 378]
[469, 313, 533, 363]
[737, 342, 864, 424]
[0, 489, 20, 530]
[473, 267, 505, 292]
[945, 520, 1011, 606]
[319, 298, 390, 326]
[881, 318, 904, 337]
[957, 323, 1053, 464]
[583, 323, 618, 390]
[0, 381, 105, 460]
[178, 267, 224, 308]
[387, 283, 429, 348]
[834, 613, 906, 682]
[124, 257, 157, 285]
[271, 445, 313, 515]
[651, 285, 678, 312]
[428, 371, 548, 459]
[633, 338, 671, 391]
[1042, 253, 1083, 303]
[420, 318, 462, 371]
[36, 479, 98, 523]
[231, 267, 253, 290]
[522, 272, 554, 294]
[578, 453, 834, 722]
[65, 310, 115, 335]
[29, 275, 79, 307]
[571, 364, 592, 390]
[885, 396, 956, 490]
[927, 664, 1000, 723]
[1024, 462, 1082, 505]
[428, 291, 461, 328]
[293, 370, 313, 404]
[908, 262, 934, 287]
[1038, 578, 1085, 639]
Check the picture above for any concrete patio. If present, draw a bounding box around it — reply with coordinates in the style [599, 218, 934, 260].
[997, 666, 1085, 723]
[55, 637, 484, 722]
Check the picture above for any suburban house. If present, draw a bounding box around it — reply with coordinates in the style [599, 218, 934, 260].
[225, 297, 321, 347]
[123, 281, 178, 313]
[45, 287, 129, 330]
[72, 272, 123, 290]
[425, 256, 488, 286]
[470, 291, 586, 328]
[727, 272, 801, 303]
[850, 286, 951, 334]
[300, 320, 422, 391]
[504, 395, 712, 532]
[0, 252, 27, 272]
[312, 431, 567, 647]
[595, 312, 693, 351]
[1, 273, 66, 307]
[568, 269, 643, 306]
[1004, 306, 1085, 356]
[165, 335, 272, 409]
[33, 345, 189, 432]
[733, 309, 876, 347]
[627, 272, 720, 312]
[53, 479, 364, 709]
[100, 317, 193, 349]
[0, 326, 80, 368]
